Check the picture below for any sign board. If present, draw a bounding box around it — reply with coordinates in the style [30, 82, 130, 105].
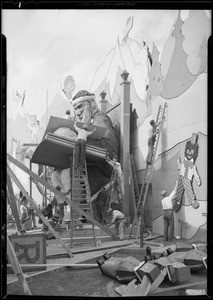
[8, 232, 46, 273]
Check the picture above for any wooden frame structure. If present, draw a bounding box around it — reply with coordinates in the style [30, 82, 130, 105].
[6, 152, 117, 293]
[7, 153, 116, 245]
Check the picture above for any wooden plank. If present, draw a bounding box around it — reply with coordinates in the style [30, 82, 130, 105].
[7, 263, 98, 268]
[7, 236, 31, 295]
[22, 143, 39, 146]
[7, 174, 22, 231]
[7, 164, 74, 258]
[7, 153, 116, 239]
[152, 280, 207, 294]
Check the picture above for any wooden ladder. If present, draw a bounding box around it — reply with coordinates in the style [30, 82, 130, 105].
[70, 148, 97, 247]
[102, 170, 117, 225]
[129, 102, 167, 240]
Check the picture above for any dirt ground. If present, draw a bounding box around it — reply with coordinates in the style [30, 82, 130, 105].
[6, 234, 208, 297]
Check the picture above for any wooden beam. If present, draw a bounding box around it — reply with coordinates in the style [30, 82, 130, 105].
[7, 164, 74, 258]
[7, 153, 116, 238]
[22, 143, 39, 146]
[106, 102, 121, 114]
[7, 263, 98, 268]
[7, 174, 22, 231]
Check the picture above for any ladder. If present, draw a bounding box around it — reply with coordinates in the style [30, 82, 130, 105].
[129, 102, 167, 239]
[102, 170, 117, 225]
[70, 148, 97, 247]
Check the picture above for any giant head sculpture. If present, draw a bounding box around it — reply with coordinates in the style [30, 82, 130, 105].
[70, 89, 118, 160]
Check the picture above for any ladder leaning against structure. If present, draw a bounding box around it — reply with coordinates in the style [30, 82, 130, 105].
[129, 102, 167, 240]
[70, 147, 97, 247]
[102, 170, 117, 225]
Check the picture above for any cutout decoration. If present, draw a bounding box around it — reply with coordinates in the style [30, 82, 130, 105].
[173, 133, 201, 211]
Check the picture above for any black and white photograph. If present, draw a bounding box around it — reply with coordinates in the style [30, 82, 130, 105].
[1, 3, 211, 297]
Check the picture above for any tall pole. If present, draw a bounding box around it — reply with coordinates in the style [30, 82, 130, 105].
[120, 70, 131, 216]
[44, 89, 48, 207]
[29, 161, 32, 198]
[46, 89, 48, 126]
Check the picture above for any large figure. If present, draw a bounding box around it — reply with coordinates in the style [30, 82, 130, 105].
[71, 90, 118, 159]
[55, 87, 119, 222]
[173, 133, 201, 211]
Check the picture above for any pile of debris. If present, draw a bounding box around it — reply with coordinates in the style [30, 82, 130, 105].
[96, 242, 207, 296]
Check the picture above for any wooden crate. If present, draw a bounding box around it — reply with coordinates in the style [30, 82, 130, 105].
[8, 232, 46, 273]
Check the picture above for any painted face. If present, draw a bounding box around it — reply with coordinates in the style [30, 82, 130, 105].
[73, 102, 85, 119]
[186, 148, 194, 160]
[73, 100, 92, 123]
[184, 141, 198, 162]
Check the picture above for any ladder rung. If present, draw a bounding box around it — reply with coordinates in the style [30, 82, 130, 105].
[73, 180, 86, 183]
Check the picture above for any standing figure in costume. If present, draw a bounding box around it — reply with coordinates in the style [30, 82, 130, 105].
[74, 122, 96, 169]
[174, 133, 201, 211]
[146, 120, 159, 166]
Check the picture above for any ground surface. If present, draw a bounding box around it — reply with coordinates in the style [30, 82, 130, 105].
[6, 228, 208, 297]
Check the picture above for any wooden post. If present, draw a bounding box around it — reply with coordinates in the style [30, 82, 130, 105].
[120, 70, 131, 216]
[70, 153, 74, 248]
[29, 161, 32, 198]
[44, 166, 47, 207]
